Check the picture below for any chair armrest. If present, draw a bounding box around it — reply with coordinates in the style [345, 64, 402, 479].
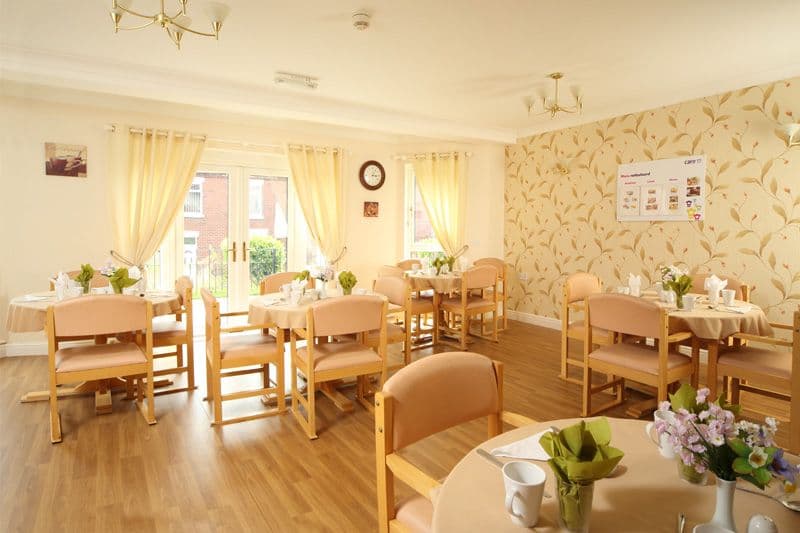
[385, 454, 441, 501]
[293, 328, 308, 340]
[220, 310, 249, 317]
[221, 323, 277, 334]
[731, 332, 792, 347]
[768, 322, 793, 330]
[501, 411, 536, 428]
[666, 331, 693, 343]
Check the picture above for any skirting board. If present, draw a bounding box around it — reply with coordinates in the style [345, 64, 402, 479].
[506, 309, 708, 364]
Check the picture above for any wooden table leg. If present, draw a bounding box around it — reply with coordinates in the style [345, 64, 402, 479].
[21, 376, 175, 414]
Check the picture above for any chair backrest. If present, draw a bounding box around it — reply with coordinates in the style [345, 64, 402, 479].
[309, 295, 385, 337]
[175, 275, 193, 306]
[260, 271, 307, 294]
[463, 265, 497, 290]
[373, 276, 409, 307]
[587, 293, 664, 339]
[564, 272, 602, 304]
[690, 273, 749, 301]
[474, 258, 506, 280]
[381, 352, 501, 450]
[49, 269, 109, 290]
[200, 288, 219, 332]
[396, 259, 422, 271]
[51, 295, 148, 337]
[378, 265, 405, 278]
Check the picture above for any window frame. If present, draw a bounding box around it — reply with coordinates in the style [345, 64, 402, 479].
[184, 178, 204, 218]
[403, 163, 443, 258]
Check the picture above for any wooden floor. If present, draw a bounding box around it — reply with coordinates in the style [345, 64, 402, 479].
[0, 321, 790, 532]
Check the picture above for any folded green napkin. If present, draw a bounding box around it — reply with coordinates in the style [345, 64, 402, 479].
[540, 418, 625, 530]
[109, 268, 139, 294]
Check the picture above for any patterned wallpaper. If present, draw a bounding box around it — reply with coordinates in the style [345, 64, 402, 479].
[505, 77, 800, 322]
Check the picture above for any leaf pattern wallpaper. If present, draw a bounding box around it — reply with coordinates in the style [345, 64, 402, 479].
[505, 77, 800, 323]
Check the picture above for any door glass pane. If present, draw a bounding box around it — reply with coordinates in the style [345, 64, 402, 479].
[410, 174, 442, 260]
[183, 172, 229, 307]
[248, 175, 288, 295]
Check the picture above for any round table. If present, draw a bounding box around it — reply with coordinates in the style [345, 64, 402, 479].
[407, 272, 461, 294]
[247, 291, 392, 330]
[433, 418, 799, 532]
[6, 290, 182, 333]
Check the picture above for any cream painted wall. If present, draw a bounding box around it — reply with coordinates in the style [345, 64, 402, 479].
[0, 92, 505, 344]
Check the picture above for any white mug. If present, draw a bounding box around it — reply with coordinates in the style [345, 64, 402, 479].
[682, 294, 697, 311]
[645, 410, 676, 459]
[665, 290, 676, 305]
[289, 290, 303, 305]
[502, 461, 546, 528]
[281, 284, 292, 300]
[721, 289, 736, 307]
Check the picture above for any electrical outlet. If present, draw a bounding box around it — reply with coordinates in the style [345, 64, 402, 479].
[518, 271, 528, 281]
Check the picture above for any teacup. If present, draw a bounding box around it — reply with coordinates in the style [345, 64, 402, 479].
[502, 461, 546, 528]
[616, 286, 630, 295]
[721, 289, 736, 307]
[645, 410, 676, 459]
[682, 294, 697, 312]
[289, 290, 303, 305]
[354, 288, 368, 295]
[66, 286, 83, 298]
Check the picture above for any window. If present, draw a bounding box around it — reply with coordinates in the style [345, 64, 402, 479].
[404, 163, 443, 259]
[184, 179, 203, 217]
[249, 179, 264, 219]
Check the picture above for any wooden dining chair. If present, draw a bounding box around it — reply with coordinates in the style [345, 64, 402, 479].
[200, 288, 285, 426]
[259, 271, 314, 294]
[368, 276, 413, 367]
[711, 308, 800, 452]
[150, 276, 195, 395]
[582, 293, 696, 416]
[396, 259, 422, 271]
[46, 295, 155, 443]
[375, 351, 536, 533]
[560, 272, 614, 384]
[689, 272, 750, 302]
[290, 295, 387, 439]
[378, 265, 405, 278]
[438, 265, 498, 350]
[474, 257, 509, 332]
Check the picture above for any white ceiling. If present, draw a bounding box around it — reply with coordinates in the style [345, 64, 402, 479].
[2, 0, 800, 143]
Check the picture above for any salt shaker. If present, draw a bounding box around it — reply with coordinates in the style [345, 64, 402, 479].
[746, 514, 778, 533]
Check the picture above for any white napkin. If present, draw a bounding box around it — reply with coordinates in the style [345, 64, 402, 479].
[54, 271, 71, 301]
[628, 273, 642, 297]
[491, 429, 552, 461]
[724, 305, 752, 314]
[704, 275, 728, 292]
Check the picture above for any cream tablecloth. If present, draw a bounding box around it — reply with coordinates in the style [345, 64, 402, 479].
[432, 417, 799, 532]
[6, 291, 181, 333]
[407, 272, 461, 294]
[248, 292, 392, 330]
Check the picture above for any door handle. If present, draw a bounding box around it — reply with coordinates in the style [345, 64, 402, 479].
[242, 241, 248, 262]
[229, 241, 237, 262]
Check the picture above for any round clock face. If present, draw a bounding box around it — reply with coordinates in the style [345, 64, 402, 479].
[359, 160, 385, 190]
[364, 164, 382, 186]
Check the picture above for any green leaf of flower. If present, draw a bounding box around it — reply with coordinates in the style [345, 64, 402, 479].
[728, 438, 750, 458]
[733, 456, 753, 474]
[753, 467, 771, 486]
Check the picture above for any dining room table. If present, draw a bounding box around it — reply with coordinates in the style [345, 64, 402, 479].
[8, 290, 182, 413]
[432, 417, 799, 532]
[406, 270, 462, 295]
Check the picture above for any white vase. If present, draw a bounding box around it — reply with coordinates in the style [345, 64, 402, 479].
[319, 282, 327, 299]
[707, 478, 737, 532]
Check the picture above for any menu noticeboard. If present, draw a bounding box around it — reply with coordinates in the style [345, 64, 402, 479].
[617, 155, 706, 222]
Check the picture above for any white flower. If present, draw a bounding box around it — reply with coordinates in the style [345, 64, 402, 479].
[748, 447, 768, 469]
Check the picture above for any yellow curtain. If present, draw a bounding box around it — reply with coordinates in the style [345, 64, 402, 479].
[109, 127, 205, 266]
[411, 152, 468, 256]
[287, 145, 345, 263]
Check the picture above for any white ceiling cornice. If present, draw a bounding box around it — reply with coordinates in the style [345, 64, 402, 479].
[0, 45, 516, 145]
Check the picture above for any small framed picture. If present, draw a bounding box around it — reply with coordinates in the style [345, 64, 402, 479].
[363, 201, 379, 217]
[45, 143, 87, 177]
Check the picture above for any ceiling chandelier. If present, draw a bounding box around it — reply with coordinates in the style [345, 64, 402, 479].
[109, 1, 230, 49]
[526, 72, 583, 119]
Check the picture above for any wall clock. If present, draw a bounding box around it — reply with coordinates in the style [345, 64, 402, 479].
[359, 160, 385, 190]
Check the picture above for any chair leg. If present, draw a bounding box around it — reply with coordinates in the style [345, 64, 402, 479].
[125, 376, 135, 400]
[212, 366, 223, 426]
[560, 329, 568, 380]
[142, 364, 157, 425]
[581, 365, 591, 417]
[205, 357, 213, 401]
[277, 358, 286, 413]
[492, 310, 498, 342]
[176, 345, 184, 368]
[706, 342, 720, 399]
[49, 380, 62, 444]
[307, 378, 317, 439]
[502, 297, 508, 330]
[460, 315, 468, 350]
[730, 378, 741, 404]
[186, 340, 196, 390]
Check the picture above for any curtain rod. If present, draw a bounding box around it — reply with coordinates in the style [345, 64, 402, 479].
[104, 124, 284, 151]
[391, 151, 472, 161]
[286, 144, 343, 154]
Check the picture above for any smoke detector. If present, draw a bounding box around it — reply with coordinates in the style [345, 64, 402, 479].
[352, 11, 370, 31]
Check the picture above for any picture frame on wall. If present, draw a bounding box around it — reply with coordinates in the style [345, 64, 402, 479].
[363, 201, 379, 217]
[44, 143, 87, 177]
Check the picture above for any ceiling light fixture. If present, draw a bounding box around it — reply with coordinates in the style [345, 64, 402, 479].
[352, 11, 371, 31]
[274, 72, 319, 90]
[109, 0, 230, 49]
[526, 72, 583, 119]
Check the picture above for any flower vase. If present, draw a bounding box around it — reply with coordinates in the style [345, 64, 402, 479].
[81, 282, 91, 295]
[673, 289, 688, 309]
[706, 478, 737, 532]
[556, 479, 594, 533]
[677, 461, 709, 485]
[342, 287, 352, 296]
[319, 282, 327, 299]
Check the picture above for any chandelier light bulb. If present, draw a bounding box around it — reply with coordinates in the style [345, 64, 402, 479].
[206, 2, 230, 24]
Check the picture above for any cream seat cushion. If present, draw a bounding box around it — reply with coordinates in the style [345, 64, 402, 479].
[220, 332, 277, 362]
[568, 319, 612, 339]
[589, 343, 690, 375]
[296, 341, 381, 373]
[55, 342, 145, 373]
[439, 296, 494, 312]
[718, 347, 791, 381]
